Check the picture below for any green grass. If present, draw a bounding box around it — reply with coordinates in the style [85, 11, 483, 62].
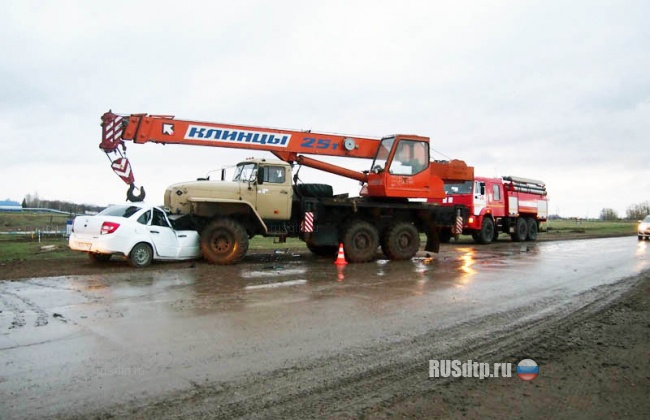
[544, 219, 637, 236]
[0, 236, 83, 263]
[0, 212, 71, 233]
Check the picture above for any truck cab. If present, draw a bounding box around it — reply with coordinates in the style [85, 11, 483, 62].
[165, 158, 294, 231]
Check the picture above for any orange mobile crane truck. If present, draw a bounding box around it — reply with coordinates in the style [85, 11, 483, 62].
[100, 111, 474, 265]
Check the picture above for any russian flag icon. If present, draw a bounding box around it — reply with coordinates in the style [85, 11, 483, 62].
[517, 359, 539, 381]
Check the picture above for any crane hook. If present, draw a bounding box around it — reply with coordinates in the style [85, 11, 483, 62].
[127, 184, 146, 202]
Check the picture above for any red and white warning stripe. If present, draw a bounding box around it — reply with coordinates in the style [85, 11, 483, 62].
[452, 215, 463, 235]
[302, 211, 314, 232]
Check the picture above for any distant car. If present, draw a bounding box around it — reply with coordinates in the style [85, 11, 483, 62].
[68, 203, 201, 267]
[639, 215, 650, 241]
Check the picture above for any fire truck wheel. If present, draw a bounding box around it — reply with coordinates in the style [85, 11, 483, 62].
[511, 217, 528, 242]
[201, 218, 249, 265]
[526, 218, 538, 241]
[306, 243, 338, 257]
[478, 217, 494, 244]
[381, 222, 420, 260]
[342, 220, 379, 263]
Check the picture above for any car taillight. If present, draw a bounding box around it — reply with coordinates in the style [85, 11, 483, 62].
[101, 221, 120, 235]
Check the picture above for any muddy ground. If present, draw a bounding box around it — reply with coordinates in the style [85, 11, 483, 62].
[1, 235, 649, 419]
[371, 273, 650, 419]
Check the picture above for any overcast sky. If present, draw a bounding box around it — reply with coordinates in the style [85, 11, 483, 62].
[1, 0, 648, 217]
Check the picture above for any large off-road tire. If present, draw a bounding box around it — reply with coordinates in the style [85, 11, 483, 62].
[526, 218, 538, 241]
[88, 253, 111, 263]
[511, 217, 528, 242]
[381, 222, 420, 260]
[293, 183, 333, 198]
[342, 220, 379, 263]
[477, 217, 494, 244]
[439, 228, 452, 244]
[201, 218, 249, 265]
[129, 242, 153, 268]
[306, 243, 338, 257]
[492, 226, 500, 242]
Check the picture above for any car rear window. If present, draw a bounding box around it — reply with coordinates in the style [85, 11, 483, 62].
[99, 205, 143, 218]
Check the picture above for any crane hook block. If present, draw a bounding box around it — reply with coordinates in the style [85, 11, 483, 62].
[127, 184, 146, 202]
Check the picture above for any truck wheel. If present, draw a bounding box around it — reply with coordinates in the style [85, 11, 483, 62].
[129, 243, 153, 268]
[511, 217, 528, 242]
[342, 220, 379, 263]
[381, 222, 420, 260]
[306, 243, 338, 257]
[439, 228, 452, 244]
[201, 219, 249, 265]
[88, 253, 111, 263]
[526, 218, 538, 241]
[477, 217, 494, 244]
[492, 226, 500, 242]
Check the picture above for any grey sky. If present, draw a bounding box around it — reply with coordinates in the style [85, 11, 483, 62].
[1, 0, 648, 217]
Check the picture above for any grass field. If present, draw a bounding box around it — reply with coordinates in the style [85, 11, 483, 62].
[544, 219, 637, 236]
[0, 212, 638, 264]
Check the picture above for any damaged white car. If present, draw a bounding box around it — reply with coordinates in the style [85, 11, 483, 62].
[68, 203, 201, 267]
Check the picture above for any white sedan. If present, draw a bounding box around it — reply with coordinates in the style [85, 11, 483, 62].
[68, 203, 201, 267]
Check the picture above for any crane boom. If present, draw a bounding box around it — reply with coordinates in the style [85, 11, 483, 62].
[99, 111, 473, 202]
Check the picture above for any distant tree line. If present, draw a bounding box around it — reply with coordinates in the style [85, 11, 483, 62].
[599, 201, 650, 221]
[626, 201, 650, 220]
[21, 192, 104, 214]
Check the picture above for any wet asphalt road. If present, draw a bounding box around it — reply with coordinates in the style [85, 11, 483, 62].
[1, 237, 649, 418]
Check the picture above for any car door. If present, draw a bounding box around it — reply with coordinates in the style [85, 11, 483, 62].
[148, 208, 180, 257]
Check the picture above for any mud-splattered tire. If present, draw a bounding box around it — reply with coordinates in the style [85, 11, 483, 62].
[477, 217, 494, 244]
[306, 243, 338, 257]
[381, 222, 420, 260]
[88, 253, 111, 263]
[201, 219, 248, 265]
[526, 218, 538, 241]
[342, 220, 379, 263]
[511, 217, 528, 242]
[129, 243, 153, 268]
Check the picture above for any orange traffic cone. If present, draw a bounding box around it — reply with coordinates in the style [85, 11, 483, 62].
[334, 242, 347, 265]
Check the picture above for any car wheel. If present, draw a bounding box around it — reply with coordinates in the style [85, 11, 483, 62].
[88, 253, 111, 263]
[381, 222, 420, 260]
[342, 220, 379, 263]
[200, 218, 249, 265]
[129, 242, 153, 268]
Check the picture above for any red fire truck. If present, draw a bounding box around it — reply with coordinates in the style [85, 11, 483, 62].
[432, 176, 548, 244]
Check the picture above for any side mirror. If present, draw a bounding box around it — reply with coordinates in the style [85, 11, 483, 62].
[256, 169, 264, 185]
